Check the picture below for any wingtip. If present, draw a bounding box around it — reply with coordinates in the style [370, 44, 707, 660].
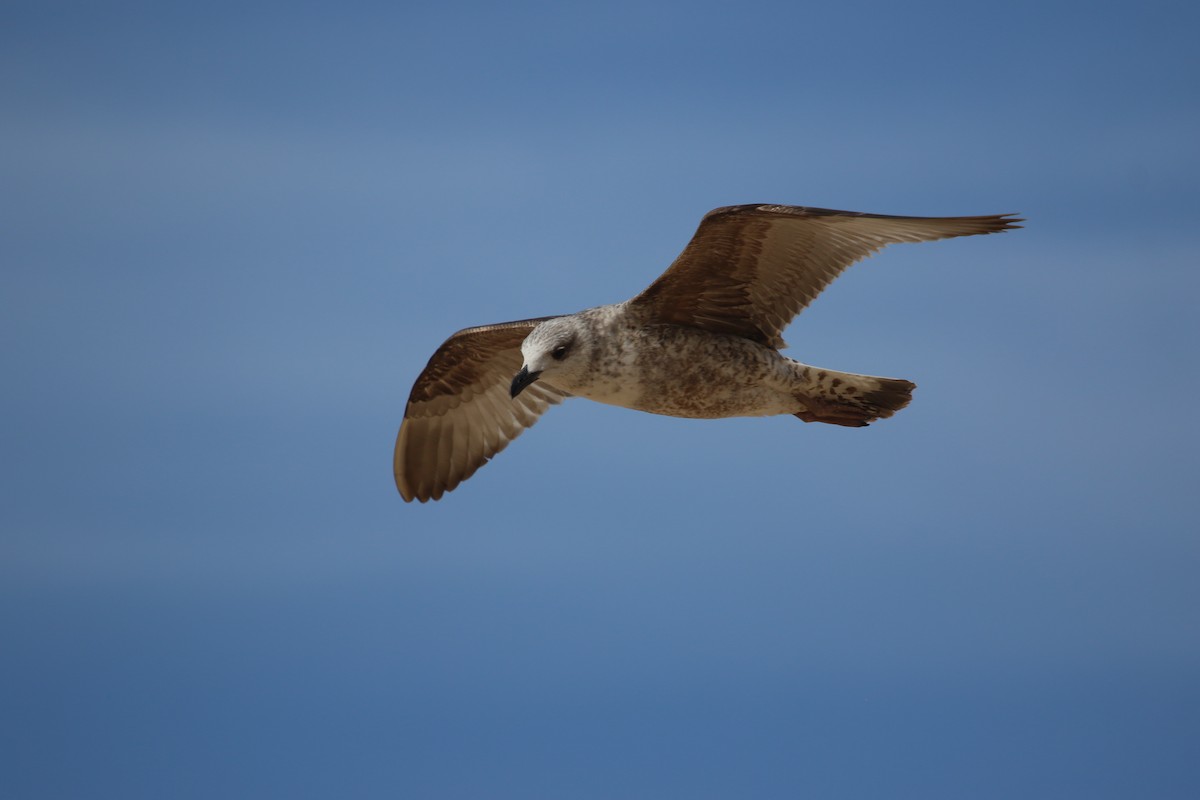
[394, 420, 425, 503]
[395, 473, 419, 502]
[701, 205, 1026, 231]
[961, 212, 1024, 234]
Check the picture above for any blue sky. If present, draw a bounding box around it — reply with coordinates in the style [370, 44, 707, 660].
[2, 1, 1198, 797]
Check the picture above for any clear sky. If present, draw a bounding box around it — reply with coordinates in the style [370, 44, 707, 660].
[3, 1, 1198, 797]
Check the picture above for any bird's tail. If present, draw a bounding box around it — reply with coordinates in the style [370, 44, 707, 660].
[792, 365, 915, 428]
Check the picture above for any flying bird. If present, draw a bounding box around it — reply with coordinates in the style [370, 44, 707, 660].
[395, 204, 1020, 502]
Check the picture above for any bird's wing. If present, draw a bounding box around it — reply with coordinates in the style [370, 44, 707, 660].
[395, 317, 568, 502]
[630, 205, 1021, 348]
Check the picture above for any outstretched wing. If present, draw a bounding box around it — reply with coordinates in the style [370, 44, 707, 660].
[631, 205, 1021, 348]
[395, 317, 568, 502]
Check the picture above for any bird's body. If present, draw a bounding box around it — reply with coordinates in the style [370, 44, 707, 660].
[590, 316, 800, 419]
[517, 304, 778, 418]
[536, 303, 899, 421]
[395, 204, 1020, 502]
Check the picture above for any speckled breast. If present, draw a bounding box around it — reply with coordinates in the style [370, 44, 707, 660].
[582, 324, 800, 419]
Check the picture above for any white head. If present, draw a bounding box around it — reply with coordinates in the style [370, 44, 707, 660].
[510, 316, 591, 397]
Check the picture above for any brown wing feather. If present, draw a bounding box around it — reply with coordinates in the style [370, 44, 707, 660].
[632, 205, 1022, 348]
[395, 317, 568, 502]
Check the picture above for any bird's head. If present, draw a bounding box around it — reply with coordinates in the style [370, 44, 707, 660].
[511, 316, 589, 398]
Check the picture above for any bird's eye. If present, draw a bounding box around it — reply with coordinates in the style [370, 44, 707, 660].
[551, 344, 570, 361]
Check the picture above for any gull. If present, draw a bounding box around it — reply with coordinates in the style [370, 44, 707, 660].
[394, 204, 1020, 502]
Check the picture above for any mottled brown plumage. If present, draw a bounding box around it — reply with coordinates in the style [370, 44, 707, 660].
[633, 205, 1021, 348]
[395, 319, 568, 502]
[395, 204, 1021, 502]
